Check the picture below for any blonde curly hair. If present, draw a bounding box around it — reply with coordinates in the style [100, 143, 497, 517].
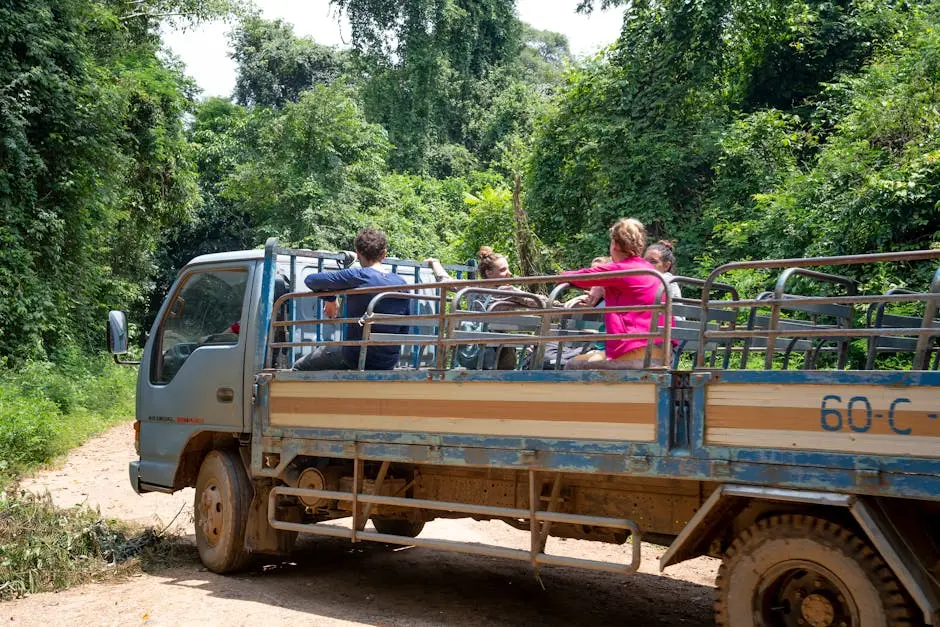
[609, 218, 647, 259]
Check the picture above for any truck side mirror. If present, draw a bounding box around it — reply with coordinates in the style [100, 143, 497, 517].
[108, 311, 128, 354]
[107, 311, 140, 365]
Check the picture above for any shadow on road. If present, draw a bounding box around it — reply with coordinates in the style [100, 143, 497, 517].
[148, 535, 715, 626]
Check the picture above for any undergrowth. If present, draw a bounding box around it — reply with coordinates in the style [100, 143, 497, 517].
[0, 493, 191, 600]
[0, 352, 188, 599]
[0, 352, 137, 484]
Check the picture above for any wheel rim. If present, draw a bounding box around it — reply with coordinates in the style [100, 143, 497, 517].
[198, 481, 224, 548]
[756, 560, 858, 627]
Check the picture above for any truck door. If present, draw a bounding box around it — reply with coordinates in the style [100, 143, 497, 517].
[136, 264, 253, 489]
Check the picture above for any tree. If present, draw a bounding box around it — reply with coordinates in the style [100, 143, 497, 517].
[331, 0, 523, 171]
[231, 17, 350, 108]
[219, 84, 391, 249]
[0, 0, 204, 361]
[527, 0, 924, 270]
[709, 10, 940, 285]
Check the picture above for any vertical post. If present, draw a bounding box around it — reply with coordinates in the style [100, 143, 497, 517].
[532, 294, 551, 370]
[358, 315, 371, 371]
[436, 288, 448, 371]
[256, 238, 278, 371]
[537, 473, 563, 552]
[359, 461, 389, 532]
[315, 257, 324, 343]
[289, 254, 297, 368]
[529, 468, 539, 570]
[914, 268, 940, 370]
[351, 446, 362, 543]
[663, 284, 672, 369]
[412, 265, 423, 368]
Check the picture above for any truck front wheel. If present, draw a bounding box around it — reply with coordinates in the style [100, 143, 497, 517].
[194, 449, 252, 573]
[715, 514, 916, 627]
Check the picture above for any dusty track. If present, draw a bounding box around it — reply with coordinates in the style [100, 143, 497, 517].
[4, 424, 717, 625]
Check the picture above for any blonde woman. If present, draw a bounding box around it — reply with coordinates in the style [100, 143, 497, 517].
[562, 218, 672, 367]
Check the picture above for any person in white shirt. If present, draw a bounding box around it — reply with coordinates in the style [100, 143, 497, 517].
[644, 240, 682, 303]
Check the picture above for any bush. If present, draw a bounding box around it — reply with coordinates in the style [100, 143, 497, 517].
[0, 387, 59, 468]
[0, 493, 178, 600]
[0, 353, 136, 482]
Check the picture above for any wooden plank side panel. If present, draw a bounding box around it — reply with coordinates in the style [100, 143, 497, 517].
[268, 380, 658, 441]
[706, 383, 940, 457]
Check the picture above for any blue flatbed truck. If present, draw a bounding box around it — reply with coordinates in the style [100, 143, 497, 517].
[109, 240, 940, 626]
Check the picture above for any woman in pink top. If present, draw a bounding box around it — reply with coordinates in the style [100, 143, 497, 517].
[562, 218, 669, 367]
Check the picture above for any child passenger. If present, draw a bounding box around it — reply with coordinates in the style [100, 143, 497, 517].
[562, 218, 672, 368]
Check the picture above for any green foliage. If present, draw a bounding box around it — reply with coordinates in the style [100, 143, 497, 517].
[0, 0, 206, 362]
[231, 17, 351, 108]
[450, 187, 518, 266]
[0, 492, 183, 600]
[220, 84, 392, 249]
[528, 0, 937, 281]
[706, 7, 940, 285]
[371, 174, 473, 259]
[333, 0, 524, 170]
[0, 356, 136, 477]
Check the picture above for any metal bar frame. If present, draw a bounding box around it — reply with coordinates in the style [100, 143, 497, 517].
[267, 477, 643, 575]
[696, 250, 940, 367]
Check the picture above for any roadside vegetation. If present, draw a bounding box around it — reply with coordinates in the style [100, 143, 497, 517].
[0, 493, 191, 600]
[0, 354, 135, 484]
[0, 355, 188, 600]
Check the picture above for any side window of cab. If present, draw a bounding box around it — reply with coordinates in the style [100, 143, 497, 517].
[151, 268, 249, 385]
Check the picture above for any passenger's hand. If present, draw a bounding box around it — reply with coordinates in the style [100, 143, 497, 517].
[323, 299, 339, 319]
[585, 286, 605, 307]
[564, 294, 588, 308]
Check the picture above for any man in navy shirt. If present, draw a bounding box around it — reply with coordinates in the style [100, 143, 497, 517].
[293, 228, 409, 370]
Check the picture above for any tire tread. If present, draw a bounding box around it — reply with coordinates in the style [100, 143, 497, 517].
[714, 514, 918, 626]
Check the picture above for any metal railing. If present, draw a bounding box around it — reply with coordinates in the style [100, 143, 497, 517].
[262, 246, 940, 372]
[267, 268, 674, 371]
[696, 250, 940, 370]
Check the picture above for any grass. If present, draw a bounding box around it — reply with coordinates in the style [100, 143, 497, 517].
[0, 352, 190, 599]
[0, 353, 137, 483]
[0, 492, 193, 600]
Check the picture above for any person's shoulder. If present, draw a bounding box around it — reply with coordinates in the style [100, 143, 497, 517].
[361, 267, 406, 285]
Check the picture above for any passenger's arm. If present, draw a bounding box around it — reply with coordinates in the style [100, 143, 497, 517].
[303, 269, 365, 301]
[424, 258, 451, 282]
[563, 263, 633, 288]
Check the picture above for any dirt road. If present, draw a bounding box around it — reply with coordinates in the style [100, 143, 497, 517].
[4, 424, 718, 626]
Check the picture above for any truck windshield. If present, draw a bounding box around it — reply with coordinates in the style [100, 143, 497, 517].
[152, 268, 249, 384]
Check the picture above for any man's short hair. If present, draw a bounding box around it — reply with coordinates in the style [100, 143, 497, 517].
[354, 227, 388, 263]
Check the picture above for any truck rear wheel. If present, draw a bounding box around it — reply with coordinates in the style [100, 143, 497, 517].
[195, 449, 252, 573]
[715, 514, 917, 627]
[371, 517, 425, 538]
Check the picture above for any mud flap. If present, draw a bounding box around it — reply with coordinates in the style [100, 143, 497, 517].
[245, 480, 298, 555]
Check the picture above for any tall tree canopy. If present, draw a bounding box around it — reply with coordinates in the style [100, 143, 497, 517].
[527, 0, 934, 273]
[330, 0, 523, 171]
[0, 0, 239, 361]
[231, 17, 350, 108]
